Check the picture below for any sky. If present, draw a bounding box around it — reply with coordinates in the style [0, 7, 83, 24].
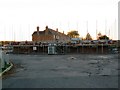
[0, 0, 119, 41]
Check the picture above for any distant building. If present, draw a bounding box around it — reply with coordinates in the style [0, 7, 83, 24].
[71, 38, 82, 44]
[32, 26, 70, 43]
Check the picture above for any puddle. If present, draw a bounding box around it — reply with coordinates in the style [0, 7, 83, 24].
[67, 56, 77, 60]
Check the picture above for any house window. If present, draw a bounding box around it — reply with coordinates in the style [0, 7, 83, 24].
[54, 35, 56, 39]
[56, 36, 59, 39]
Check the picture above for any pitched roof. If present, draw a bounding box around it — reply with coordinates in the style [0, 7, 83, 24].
[32, 27, 69, 37]
[32, 28, 52, 36]
[32, 31, 45, 35]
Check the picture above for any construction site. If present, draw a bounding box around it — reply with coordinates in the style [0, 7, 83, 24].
[1, 40, 120, 88]
[0, 40, 119, 55]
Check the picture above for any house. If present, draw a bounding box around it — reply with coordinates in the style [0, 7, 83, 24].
[32, 26, 70, 43]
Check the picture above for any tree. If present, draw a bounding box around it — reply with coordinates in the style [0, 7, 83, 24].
[97, 32, 102, 40]
[98, 35, 109, 40]
[67, 30, 79, 38]
[85, 33, 92, 40]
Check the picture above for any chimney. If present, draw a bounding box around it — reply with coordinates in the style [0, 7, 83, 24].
[37, 26, 39, 35]
[45, 26, 48, 35]
[63, 31, 64, 34]
[56, 28, 58, 32]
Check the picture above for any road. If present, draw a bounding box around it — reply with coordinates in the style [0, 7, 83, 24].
[2, 54, 119, 88]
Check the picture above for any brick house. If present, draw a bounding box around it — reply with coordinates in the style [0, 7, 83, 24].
[32, 26, 70, 43]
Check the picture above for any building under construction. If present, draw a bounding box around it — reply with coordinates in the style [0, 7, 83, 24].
[3, 40, 119, 55]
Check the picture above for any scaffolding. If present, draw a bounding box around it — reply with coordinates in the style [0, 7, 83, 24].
[48, 44, 65, 55]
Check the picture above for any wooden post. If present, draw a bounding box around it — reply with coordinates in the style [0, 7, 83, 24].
[77, 46, 78, 53]
[102, 44, 103, 54]
[96, 44, 98, 54]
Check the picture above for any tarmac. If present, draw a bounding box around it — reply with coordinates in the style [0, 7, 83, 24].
[2, 54, 119, 88]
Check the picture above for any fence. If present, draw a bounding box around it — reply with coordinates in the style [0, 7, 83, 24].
[11, 44, 118, 54]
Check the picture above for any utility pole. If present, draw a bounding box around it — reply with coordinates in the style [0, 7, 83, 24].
[14, 31, 15, 42]
[96, 20, 98, 40]
[68, 21, 70, 32]
[86, 21, 88, 34]
[105, 19, 107, 44]
[105, 19, 107, 35]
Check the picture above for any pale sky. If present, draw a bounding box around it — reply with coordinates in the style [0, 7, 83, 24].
[0, 0, 119, 41]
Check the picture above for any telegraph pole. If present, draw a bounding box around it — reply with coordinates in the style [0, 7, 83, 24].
[86, 21, 88, 34]
[96, 20, 98, 40]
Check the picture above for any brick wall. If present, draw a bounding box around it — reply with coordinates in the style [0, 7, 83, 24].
[32, 35, 54, 42]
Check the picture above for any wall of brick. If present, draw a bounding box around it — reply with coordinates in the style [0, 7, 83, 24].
[32, 35, 54, 42]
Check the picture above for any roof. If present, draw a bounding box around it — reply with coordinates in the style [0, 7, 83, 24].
[32, 31, 45, 35]
[32, 28, 68, 37]
[32, 28, 52, 36]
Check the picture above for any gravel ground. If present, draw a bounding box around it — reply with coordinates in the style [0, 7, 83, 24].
[2, 54, 119, 88]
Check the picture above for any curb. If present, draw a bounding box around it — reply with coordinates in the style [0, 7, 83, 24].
[0, 62, 13, 77]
